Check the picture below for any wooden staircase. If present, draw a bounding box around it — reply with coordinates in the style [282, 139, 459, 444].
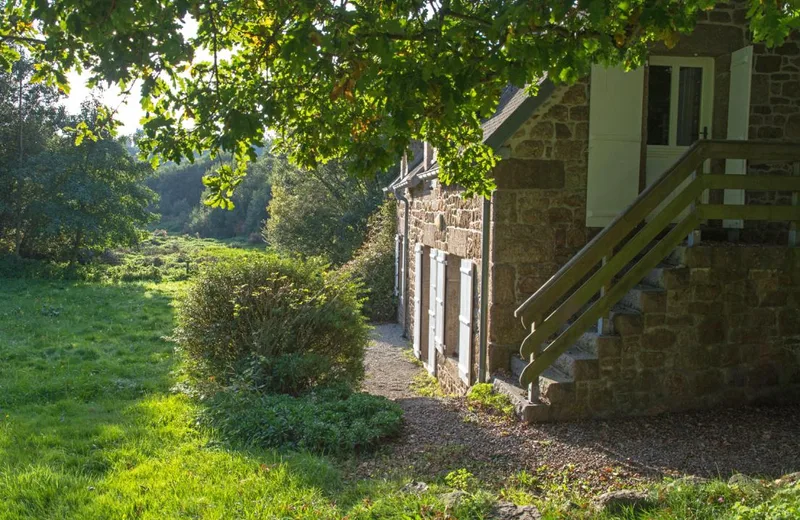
[495, 140, 800, 422]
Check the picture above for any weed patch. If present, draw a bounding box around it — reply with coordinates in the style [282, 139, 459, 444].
[409, 373, 447, 397]
[466, 383, 514, 418]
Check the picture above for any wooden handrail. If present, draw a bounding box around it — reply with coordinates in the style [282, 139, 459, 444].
[513, 141, 708, 327]
[519, 176, 706, 358]
[514, 140, 800, 327]
[514, 140, 800, 389]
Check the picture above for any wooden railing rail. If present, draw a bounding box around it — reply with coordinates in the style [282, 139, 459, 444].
[514, 140, 800, 390]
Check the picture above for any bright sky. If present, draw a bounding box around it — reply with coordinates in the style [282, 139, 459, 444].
[61, 17, 202, 137]
[62, 73, 144, 135]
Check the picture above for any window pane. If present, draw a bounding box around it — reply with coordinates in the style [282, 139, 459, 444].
[647, 65, 671, 145]
[676, 67, 703, 146]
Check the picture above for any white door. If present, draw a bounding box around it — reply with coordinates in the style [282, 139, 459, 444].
[586, 64, 645, 227]
[645, 57, 714, 220]
[725, 46, 753, 229]
[413, 244, 423, 359]
[458, 259, 474, 385]
[427, 248, 438, 375]
[435, 250, 447, 354]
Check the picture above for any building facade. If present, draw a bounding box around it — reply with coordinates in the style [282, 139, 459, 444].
[388, 3, 800, 420]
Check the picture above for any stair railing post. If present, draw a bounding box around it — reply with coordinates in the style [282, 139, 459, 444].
[527, 319, 541, 402]
[687, 167, 703, 247]
[597, 250, 613, 334]
[790, 161, 799, 247]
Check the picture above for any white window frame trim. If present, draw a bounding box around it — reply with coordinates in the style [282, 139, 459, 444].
[647, 56, 715, 151]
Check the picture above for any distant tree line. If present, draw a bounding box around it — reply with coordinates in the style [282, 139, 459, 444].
[149, 145, 393, 266]
[0, 53, 395, 274]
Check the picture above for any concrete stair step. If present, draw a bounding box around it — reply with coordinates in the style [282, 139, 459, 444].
[577, 330, 622, 358]
[492, 375, 551, 422]
[643, 264, 691, 289]
[539, 366, 575, 405]
[553, 345, 600, 380]
[511, 354, 526, 380]
[619, 284, 667, 313]
[609, 304, 643, 336]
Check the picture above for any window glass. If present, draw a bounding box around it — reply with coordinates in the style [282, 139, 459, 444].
[647, 65, 671, 145]
[676, 67, 703, 146]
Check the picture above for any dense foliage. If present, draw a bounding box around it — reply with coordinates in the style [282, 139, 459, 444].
[4, 1, 796, 200]
[201, 385, 403, 455]
[340, 198, 397, 322]
[264, 159, 389, 265]
[175, 255, 369, 395]
[0, 70, 157, 261]
[145, 156, 210, 232]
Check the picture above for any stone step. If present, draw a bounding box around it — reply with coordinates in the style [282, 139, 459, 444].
[510, 356, 578, 398]
[619, 284, 667, 313]
[577, 331, 622, 359]
[666, 245, 690, 266]
[553, 345, 600, 380]
[643, 264, 690, 289]
[539, 366, 575, 405]
[492, 375, 551, 422]
[511, 354, 526, 380]
[609, 305, 643, 336]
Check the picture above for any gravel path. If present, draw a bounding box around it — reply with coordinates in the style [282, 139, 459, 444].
[362, 323, 800, 491]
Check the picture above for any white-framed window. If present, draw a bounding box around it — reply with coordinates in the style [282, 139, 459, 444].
[646, 56, 714, 149]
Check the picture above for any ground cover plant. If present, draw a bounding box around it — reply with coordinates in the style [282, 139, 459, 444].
[465, 383, 515, 419]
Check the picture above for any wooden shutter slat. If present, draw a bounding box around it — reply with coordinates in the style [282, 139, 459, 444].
[427, 248, 438, 375]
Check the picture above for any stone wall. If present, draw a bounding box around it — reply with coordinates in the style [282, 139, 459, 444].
[554, 245, 800, 420]
[487, 81, 591, 373]
[399, 180, 484, 394]
[741, 32, 800, 243]
[395, 3, 799, 395]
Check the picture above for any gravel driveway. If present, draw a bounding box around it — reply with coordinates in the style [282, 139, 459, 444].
[361, 323, 800, 491]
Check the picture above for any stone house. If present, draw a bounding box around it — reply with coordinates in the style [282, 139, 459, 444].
[387, 3, 800, 421]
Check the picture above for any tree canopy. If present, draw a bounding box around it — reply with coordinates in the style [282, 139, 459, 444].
[2, 0, 797, 199]
[264, 158, 389, 265]
[0, 58, 157, 261]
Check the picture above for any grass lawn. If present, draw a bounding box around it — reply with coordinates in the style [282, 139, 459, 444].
[0, 278, 431, 519]
[1, 245, 798, 518]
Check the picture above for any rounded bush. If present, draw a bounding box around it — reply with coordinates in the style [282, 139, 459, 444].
[175, 255, 369, 394]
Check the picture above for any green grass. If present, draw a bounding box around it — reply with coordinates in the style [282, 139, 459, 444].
[0, 274, 472, 519]
[0, 244, 797, 518]
[0, 235, 267, 283]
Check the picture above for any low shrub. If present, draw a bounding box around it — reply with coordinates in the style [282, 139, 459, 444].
[175, 254, 369, 394]
[201, 385, 403, 454]
[340, 198, 397, 322]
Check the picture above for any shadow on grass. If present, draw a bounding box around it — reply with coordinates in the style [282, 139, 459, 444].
[0, 277, 405, 519]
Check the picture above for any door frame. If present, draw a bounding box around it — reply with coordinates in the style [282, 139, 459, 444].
[643, 56, 715, 189]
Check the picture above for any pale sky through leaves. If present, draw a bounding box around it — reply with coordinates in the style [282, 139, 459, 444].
[62, 17, 202, 137]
